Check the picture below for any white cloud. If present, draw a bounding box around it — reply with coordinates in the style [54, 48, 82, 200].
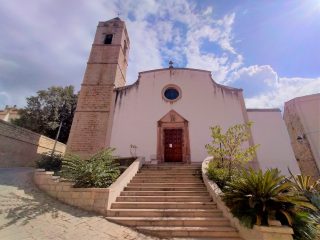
[231, 65, 320, 108]
[118, 0, 242, 83]
[125, 20, 163, 82]
[0, 0, 318, 112]
[215, 13, 236, 54]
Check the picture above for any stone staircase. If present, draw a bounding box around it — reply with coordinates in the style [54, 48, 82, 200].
[107, 164, 242, 239]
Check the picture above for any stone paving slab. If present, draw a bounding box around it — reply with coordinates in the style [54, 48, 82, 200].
[0, 168, 158, 240]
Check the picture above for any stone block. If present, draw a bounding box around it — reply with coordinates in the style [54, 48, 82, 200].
[94, 192, 109, 199]
[62, 186, 71, 191]
[93, 198, 107, 208]
[254, 226, 294, 240]
[71, 192, 81, 198]
[80, 192, 94, 199]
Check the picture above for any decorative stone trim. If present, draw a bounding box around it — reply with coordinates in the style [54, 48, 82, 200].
[202, 157, 294, 240]
[34, 157, 145, 215]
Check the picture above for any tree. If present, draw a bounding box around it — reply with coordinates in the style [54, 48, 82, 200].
[205, 122, 259, 178]
[12, 86, 77, 143]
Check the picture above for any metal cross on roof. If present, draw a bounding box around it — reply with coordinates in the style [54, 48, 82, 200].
[169, 60, 174, 68]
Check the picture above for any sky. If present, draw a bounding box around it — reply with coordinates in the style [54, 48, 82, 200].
[0, 0, 319, 109]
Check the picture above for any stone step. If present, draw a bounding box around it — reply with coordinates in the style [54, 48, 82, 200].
[130, 178, 203, 183]
[111, 202, 217, 209]
[136, 226, 241, 238]
[137, 170, 202, 177]
[107, 209, 223, 217]
[116, 196, 212, 202]
[140, 169, 200, 173]
[141, 166, 200, 170]
[124, 186, 207, 191]
[134, 173, 202, 179]
[127, 183, 205, 188]
[133, 175, 202, 180]
[120, 191, 209, 196]
[107, 217, 231, 227]
[143, 164, 201, 169]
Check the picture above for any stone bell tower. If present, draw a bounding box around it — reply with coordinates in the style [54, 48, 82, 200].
[67, 17, 130, 156]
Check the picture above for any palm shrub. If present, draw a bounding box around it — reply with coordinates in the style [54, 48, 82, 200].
[36, 152, 63, 172]
[292, 211, 320, 240]
[60, 148, 120, 188]
[288, 170, 320, 209]
[287, 171, 320, 240]
[222, 168, 314, 228]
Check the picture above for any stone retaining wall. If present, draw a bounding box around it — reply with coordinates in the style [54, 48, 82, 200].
[33, 157, 145, 215]
[0, 120, 66, 167]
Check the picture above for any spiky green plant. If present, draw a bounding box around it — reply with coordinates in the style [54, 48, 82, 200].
[288, 169, 320, 210]
[287, 170, 320, 240]
[222, 168, 315, 228]
[61, 148, 120, 188]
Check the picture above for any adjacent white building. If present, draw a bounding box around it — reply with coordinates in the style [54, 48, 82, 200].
[284, 94, 320, 178]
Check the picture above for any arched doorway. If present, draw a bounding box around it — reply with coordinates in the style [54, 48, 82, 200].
[157, 110, 190, 163]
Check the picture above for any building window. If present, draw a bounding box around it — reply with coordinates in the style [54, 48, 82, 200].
[104, 34, 113, 44]
[123, 40, 128, 55]
[162, 85, 181, 102]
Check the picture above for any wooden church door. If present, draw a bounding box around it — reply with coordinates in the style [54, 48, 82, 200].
[164, 129, 183, 162]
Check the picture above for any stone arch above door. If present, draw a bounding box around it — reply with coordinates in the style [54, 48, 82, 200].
[157, 110, 191, 163]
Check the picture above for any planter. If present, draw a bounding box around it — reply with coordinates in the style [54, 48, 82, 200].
[34, 157, 145, 215]
[202, 157, 294, 240]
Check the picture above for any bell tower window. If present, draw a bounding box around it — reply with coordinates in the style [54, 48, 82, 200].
[123, 40, 128, 55]
[104, 34, 113, 44]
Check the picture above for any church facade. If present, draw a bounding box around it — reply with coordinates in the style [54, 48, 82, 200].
[67, 17, 300, 175]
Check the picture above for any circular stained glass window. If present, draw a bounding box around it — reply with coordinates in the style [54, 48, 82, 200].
[163, 87, 180, 101]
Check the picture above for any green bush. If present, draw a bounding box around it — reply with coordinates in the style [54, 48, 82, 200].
[35, 152, 62, 172]
[222, 168, 315, 228]
[60, 148, 120, 188]
[206, 159, 236, 189]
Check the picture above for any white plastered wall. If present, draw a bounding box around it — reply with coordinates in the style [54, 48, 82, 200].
[248, 110, 301, 175]
[110, 69, 246, 162]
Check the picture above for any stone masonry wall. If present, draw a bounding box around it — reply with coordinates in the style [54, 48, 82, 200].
[283, 103, 320, 179]
[0, 120, 66, 167]
[34, 170, 110, 214]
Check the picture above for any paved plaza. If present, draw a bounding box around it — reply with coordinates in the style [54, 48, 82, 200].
[0, 168, 156, 240]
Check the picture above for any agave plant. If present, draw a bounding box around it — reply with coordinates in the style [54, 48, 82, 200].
[288, 168, 320, 210]
[222, 168, 315, 228]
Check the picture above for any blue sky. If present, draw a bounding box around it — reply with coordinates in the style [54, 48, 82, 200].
[0, 0, 319, 109]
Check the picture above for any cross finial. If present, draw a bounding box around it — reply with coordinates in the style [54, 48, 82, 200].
[117, 12, 121, 17]
[169, 60, 174, 68]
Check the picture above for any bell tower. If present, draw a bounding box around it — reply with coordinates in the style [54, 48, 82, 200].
[67, 17, 130, 156]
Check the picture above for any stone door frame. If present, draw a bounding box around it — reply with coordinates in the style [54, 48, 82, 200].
[157, 110, 191, 164]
